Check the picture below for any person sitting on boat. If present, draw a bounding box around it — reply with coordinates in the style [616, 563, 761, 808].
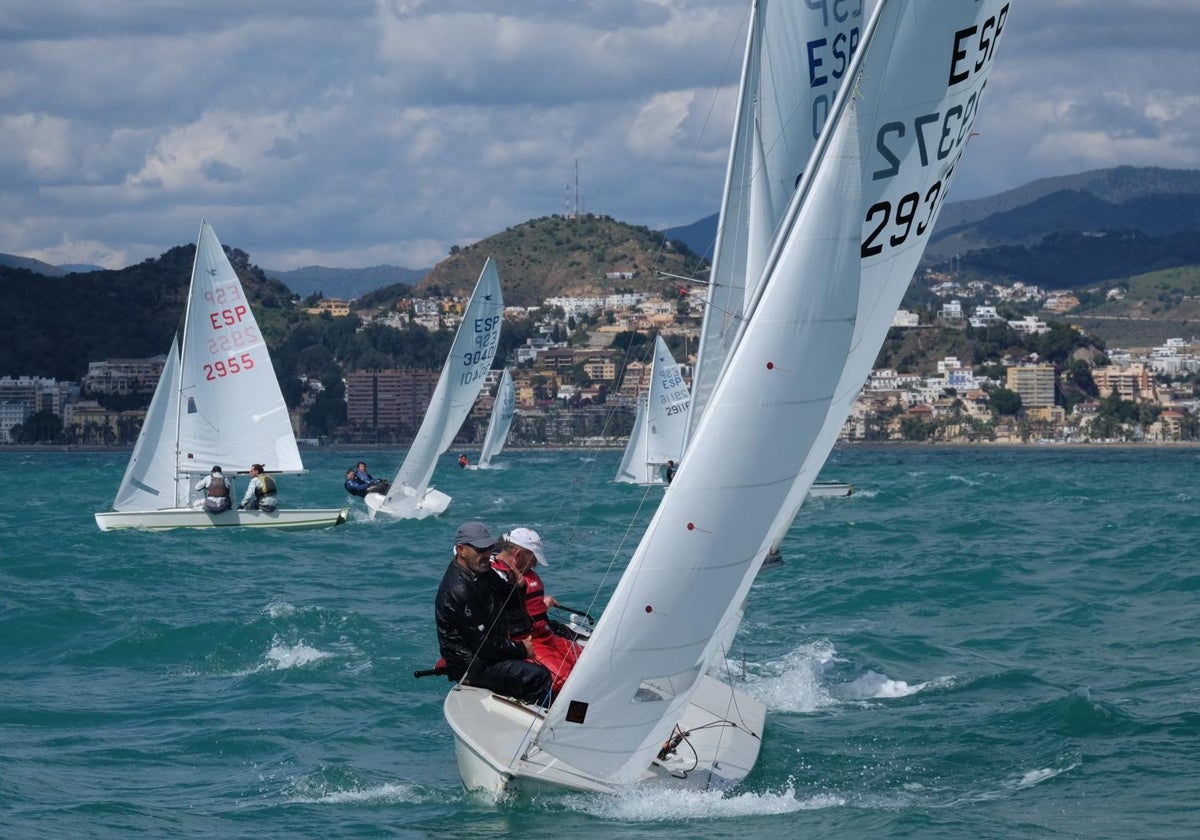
[344, 469, 371, 497]
[664, 460, 677, 484]
[435, 521, 552, 705]
[194, 465, 233, 514]
[354, 461, 390, 495]
[239, 464, 278, 511]
[458, 453, 470, 469]
[491, 528, 581, 698]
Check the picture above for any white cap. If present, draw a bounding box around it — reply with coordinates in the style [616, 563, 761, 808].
[505, 527, 547, 567]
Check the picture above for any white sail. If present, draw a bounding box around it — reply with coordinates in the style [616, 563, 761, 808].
[614, 336, 690, 485]
[477, 368, 515, 469]
[614, 394, 653, 484]
[688, 0, 859, 439]
[174, 221, 304, 488]
[537, 0, 1014, 785]
[112, 338, 183, 511]
[374, 257, 503, 518]
[99, 220, 347, 531]
[764, 0, 1013, 550]
[538, 100, 865, 782]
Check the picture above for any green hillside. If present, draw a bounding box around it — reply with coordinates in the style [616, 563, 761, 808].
[1063, 265, 1200, 347]
[419, 214, 708, 307]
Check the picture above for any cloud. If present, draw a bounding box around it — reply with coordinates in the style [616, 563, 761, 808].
[1, 0, 1197, 271]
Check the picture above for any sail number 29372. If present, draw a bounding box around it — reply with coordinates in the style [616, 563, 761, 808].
[860, 5, 1008, 260]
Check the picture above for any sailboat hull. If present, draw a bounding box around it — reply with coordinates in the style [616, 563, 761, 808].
[365, 487, 451, 520]
[94, 507, 349, 532]
[445, 675, 766, 797]
[808, 481, 853, 498]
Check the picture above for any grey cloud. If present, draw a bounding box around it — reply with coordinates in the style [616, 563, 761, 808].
[1, 0, 1197, 270]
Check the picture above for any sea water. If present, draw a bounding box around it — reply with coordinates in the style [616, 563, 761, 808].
[1, 446, 1197, 839]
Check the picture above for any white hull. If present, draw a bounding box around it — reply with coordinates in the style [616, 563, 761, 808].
[94, 507, 348, 532]
[365, 487, 451, 520]
[808, 481, 853, 498]
[445, 674, 766, 797]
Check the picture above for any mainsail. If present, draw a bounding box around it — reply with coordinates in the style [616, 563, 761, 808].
[687, 0, 860, 437]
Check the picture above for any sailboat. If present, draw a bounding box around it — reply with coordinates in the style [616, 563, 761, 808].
[440, 0, 1012, 795]
[366, 258, 503, 519]
[475, 368, 515, 469]
[614, 335, 691, 485]
[95, 221, 348, 531]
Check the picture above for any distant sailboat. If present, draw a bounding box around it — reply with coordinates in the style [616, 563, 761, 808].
[441, 0, 1013, 796]
[614, 335, 690, 485]
[95, 221, 348, 531]
[476, 368, 515, 469]
[366, 258, 504, 519]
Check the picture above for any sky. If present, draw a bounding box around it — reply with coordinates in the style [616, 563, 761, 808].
[2, 0, 1198, 272]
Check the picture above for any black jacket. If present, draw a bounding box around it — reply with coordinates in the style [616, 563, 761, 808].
[435, 559, 527, 680]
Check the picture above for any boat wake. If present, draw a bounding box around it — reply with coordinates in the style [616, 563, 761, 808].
[559, 778, 843, 821]
[743, 642, 953, 712]
[286, 778, 435, 805]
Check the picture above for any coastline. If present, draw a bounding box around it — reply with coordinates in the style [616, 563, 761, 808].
[7, 440, 1200, 454]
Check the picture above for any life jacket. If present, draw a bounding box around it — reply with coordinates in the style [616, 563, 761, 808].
[524, 568, 550, 630]
[207, 474, 228, 498]
[256, 474, 276, 498]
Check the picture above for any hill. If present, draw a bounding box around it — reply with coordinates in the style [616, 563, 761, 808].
[0, 253, 71, 277]
[417, 214, 708, 307]
[0, 245, 296, 381]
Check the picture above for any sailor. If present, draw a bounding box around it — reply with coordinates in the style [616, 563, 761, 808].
[492, 527, 581, 697]
[239, 463, 278, 511]
[664, 459, 677, 484]
[354, 461, 390, 495]
[434, 521, 552, 705]
[195, 465, 232, 513]
[458, 453, 470, 468]
[344, 469, 371, 497]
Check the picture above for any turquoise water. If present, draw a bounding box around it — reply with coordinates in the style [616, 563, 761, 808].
[2, 446, 1198, 838]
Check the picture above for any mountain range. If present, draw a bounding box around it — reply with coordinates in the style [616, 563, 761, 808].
[3, 165, 1200, 382]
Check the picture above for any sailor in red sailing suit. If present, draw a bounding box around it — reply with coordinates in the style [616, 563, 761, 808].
[491, 527, 580, 696]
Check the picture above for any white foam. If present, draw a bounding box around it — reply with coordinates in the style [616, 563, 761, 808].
[836, 671, 954, 701]
[264, 600, 296, 619]
[265, 636, 331, 670]
[288, 781, 432, 805]
[746, 641, 840, 713]
[563, 778, 843, 820]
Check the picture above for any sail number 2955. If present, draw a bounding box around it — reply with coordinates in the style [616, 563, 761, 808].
[204, 352, 255, 381]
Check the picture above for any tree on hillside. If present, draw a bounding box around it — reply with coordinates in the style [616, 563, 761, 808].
[988, 387, 1022, 416]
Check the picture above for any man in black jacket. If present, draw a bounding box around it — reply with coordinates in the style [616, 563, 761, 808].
[434, 521, 552, 705]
